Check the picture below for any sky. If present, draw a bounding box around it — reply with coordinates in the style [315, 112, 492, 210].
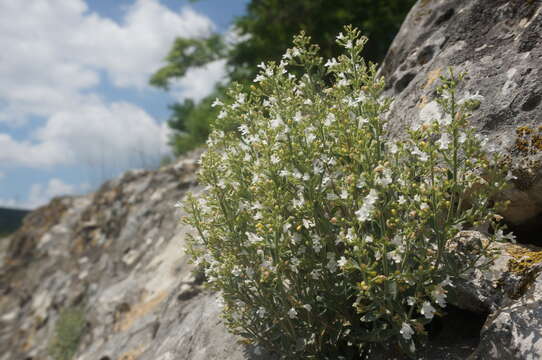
[0, 0, 249, 209]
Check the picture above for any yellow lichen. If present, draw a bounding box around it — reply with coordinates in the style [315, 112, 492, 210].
[423, 68, 442, 89]
[505, 245, 542, 299]
[507, 245, 542, 274]
[514, 126, 542, 154]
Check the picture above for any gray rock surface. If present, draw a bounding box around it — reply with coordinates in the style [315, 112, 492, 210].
[381, 0, 542, 227]
[380, 0, 542, 357]
[0, 149, 272, 360]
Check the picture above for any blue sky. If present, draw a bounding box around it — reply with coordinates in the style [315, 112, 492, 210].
[0, 0, 248, 209]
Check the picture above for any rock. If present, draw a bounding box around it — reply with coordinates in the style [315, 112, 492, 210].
[381, 0, 542, 227]
[0, 149, 273, 360]
[380, 0, 542, 356]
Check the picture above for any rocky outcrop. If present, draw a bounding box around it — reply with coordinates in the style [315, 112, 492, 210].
[0, 149, 271, 360]
[381, 0, 542, 229]
[380, 0, 542, 358]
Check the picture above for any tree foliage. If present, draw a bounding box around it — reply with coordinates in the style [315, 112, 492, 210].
[228, 0, 416, 81]
[151, 0, 417, 156]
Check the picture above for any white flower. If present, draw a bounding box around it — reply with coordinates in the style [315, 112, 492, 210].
[389, 143, 398, 154]
[400, 322, 415, 340]
[431, 285, 447, 307]
[256, 307, 266, 318]
[288, 307, 298, 319]
[495, 229, 516, 242]
[336, 32, 346, 41]
[303, 304, 312, 312]
[236, 93, 246, 104]
[345, 40, 353, 49]
[292, 194, 305, 208]
[346, 228, 356, 243]
[387, 250, 402, 264]
[238, 124, 249, 136]
[437, 133, 451, 150]
[211, 98, 223, 107]
[376, 168, 393, 187]
[459, 90, 484, 105]
[355, 205, 371, 222]
[271, 115, 284, 129]
[366, 188, 378, 204]
[232, 266, 242, 276]
[246, 232, 263, 244]
[254, 74, 266, 83]
[282, 223, 292, 233]
[302, 219, 314, 229]
[326, 252, 338, 273]
[270, 154, 280, 164]
[312, 237, 323, 253]
[420, 301, 436, 319]
[505, 170, 517, 181]
[324, 113, 336, 126]
[293, 111, 303, 123]
[412, 146, 428, 162]
[440, 275, 454, 288]
[458, 132, 467, 144]
[324, 58, 338, 68]
[338, 256, 348, 268]
[283, 279, 292, 290]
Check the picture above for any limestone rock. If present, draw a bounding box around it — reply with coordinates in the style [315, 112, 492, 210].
[380, 0, 542, 357]
[0, 149, 272, 360]
[381, 0, 542, 227]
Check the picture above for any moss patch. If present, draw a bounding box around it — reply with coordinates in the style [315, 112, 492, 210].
[48, 307, 86, 360]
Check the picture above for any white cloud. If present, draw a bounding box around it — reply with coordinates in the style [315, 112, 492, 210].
[0, 100, 170, 169]
[171, 59, 228, 103]
[0, 0, 214, 120]
[0, 0, 219, 170]
[0, 178, 83, 209]
[72, 1, 215, 88]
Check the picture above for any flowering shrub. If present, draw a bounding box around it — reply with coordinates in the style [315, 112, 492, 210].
[184, 26, 510, 358]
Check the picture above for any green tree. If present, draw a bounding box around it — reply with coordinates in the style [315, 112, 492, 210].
[151, 0, 417, 155]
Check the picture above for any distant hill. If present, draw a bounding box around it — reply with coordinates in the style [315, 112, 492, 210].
[0, 207, 30, 237]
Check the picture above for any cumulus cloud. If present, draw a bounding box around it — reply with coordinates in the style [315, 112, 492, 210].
[0, 0, 214, 118]
[0, 178, 84, 209]
[171, 59, 228, 103]
[0, 100, 170, 168]
[0, 0, 221, 170]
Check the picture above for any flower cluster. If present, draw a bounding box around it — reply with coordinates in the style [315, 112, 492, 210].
[184, 26, 509, 359]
